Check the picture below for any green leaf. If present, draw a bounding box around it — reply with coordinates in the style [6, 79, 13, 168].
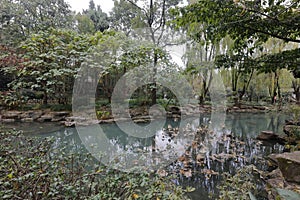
[248, 192, 257, 200]
[276, 188, 300, 200]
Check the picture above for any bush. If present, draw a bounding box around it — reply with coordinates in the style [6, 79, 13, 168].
[0, 129, 189, 199]
[289, 104, 300, 121]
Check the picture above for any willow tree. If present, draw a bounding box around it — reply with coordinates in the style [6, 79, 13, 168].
[173, 0, 300, 104]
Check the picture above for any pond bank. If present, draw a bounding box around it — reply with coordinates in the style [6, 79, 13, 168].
[0, 104, 275, 126]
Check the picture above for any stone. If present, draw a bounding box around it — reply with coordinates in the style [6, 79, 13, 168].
[21, 118, 34, 122]
[267, 154, 279, 170]
[51, 117, 64, 122]
[100, 119, 115, 124]
[276, 151, 300, 183]
[284, 125, 300, 137]
[169, 106, 181, 114]
[64, 121, 76, 127]
[256, 131, 286, 144]
[253, 106, 267, 110]
[285, 120, 300, 126]
[20, 111, 43, 121]
[31, 111, 43, 120]
[133, 118, 150, 124]
[38, 114, 53, 122]
[1, 118, 15, 123]
[2, 111, 22, 119]
[51, 111, 70, 117]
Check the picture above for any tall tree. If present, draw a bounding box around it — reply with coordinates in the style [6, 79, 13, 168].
[82, 0, 109, 32]
[110, 0, 183, 105]
[0, 0, 73, 46]
[75, 13, 95, 34]
[110, 0, 142, 35]
[173, 0, 300, 78]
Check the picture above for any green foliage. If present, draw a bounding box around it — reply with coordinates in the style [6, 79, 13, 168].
[75, 13, 96, 34]
[8, 28, 92, 105]
[276, 188, 300, 200]
[110, 0, 143, 34]
[289, 104, 300, 122]
[0, 91, 28, 109]
[96, 110, 110, 120]
[81, 0, 109, 33]
[0, 129, 190, 199]
[173, 0, 300, 77]
[0, 0, 73, 46]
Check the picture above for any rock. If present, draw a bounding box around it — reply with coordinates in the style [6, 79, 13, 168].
[253, 106, 267, 110]
[49, 111, 70, 122]
[276, 151, 300, 183]
[169, 106, 180, 114]
[1, 119, 15, 123]
[38, 114, 53, 122]
[20, 112, 31, 119]
[100, 119, 115, 124]
[267, 154, 279, 170]
[2, 111, 22, 119]
[21, 118, 34, 122]
[64, 121, 76, 127]
[20, 111, 43, 121]
[257, 131, 286, 144]
[284, 125, 300, 137]
[172, 114, 181, 119]
[31, 111, 43, 120]
[133, 118, 150, 124]
[51, 111, 70, 117]
[51, 117, 64, 122]
[267, 178, 285, 189]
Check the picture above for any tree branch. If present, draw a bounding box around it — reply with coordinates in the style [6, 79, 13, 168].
[242, 24, 300, 43]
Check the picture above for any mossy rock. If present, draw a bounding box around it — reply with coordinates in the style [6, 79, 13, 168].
[276, 151, 300, 183]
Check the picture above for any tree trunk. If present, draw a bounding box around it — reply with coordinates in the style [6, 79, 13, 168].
[43, 90, 48, 105]
[292, 80, 300, 104]
[151, 51, 158, 105]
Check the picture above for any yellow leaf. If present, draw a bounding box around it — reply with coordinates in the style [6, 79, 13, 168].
[132, 193, 139, 199]
[7, 173, 13, 179]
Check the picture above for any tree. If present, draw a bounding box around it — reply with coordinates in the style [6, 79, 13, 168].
[84, 31, 178, 104]
[0, 45, 24, 91]
[75, 13, 95, 34]
[110, 0, 184, 105]
[82, 0, 109, 33]
[110, 0, 142, 35]
[184, 41, 217, 105]
[0, 0, 73, 46]
[173, 0, 300, 77]
[9, 29, 92, 105]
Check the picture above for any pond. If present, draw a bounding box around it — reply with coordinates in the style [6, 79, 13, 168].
[1, 112, 290, 199]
